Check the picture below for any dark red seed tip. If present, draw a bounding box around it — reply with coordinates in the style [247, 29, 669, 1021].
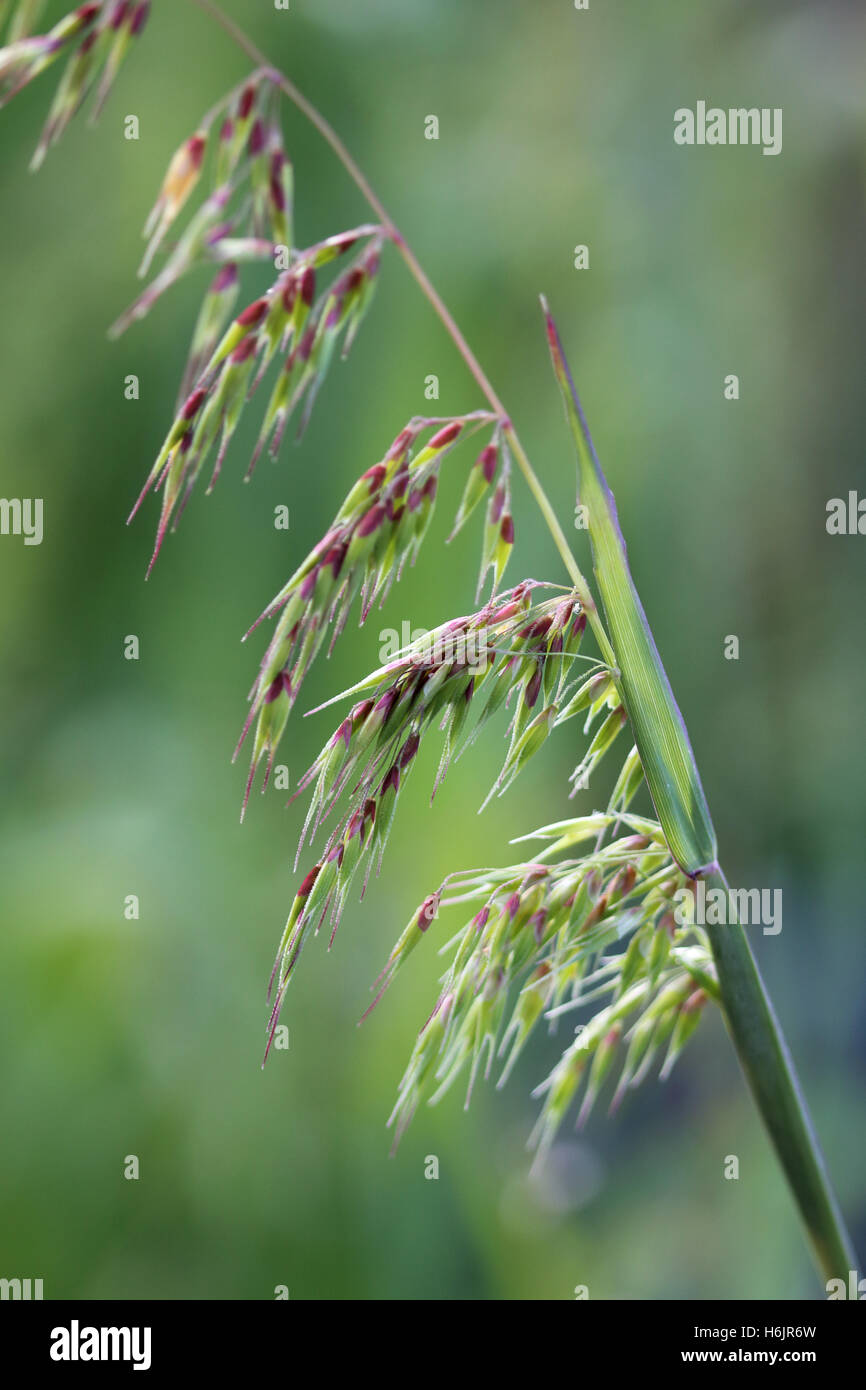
[417, 892, 440, 932]
[429, 421, 462, 450]
[299, 566, 319, 601]
[352, 699, 374, 725]
[399, 732, 420, 768]
[478, 443, 498, 482]
[130, 0, 150, 35]
[373, 688, 398, 720]
[324, 544, 346, 580]
[357, 503, 385, 538]
[231, 335, 258, 364]
[388, 426, 415, 459]
[238, 84, 257, 120]
[381, 765, 400, 796]
[298, 864, 321, 899]
[248, 119, 266, 156]
[362, 463, 386, 493]
[237, 297, 269, 328]
[281, 279, 298, 313]
[188, 133, 207, 167]
[212, 263, 238, 293]
[182, 387, 207, 420]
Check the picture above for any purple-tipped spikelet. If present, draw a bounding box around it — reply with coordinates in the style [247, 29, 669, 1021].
[139, 129, 208, 276]
[259, 524, 717, 1131]
[214, 79, 259, 187]
[261, 582, 640, 1047]
[0, 1, 148, 166]
[238, 415, 515, 814]
[0, 5, 100, 109]
[108, 71, 297, 336]
[476, 448, 515, 599]
[376, 813, 717, 1152]
[127, 218, 388, 564]
[89, 2, 150, 122]
[177, 261, 240, 404]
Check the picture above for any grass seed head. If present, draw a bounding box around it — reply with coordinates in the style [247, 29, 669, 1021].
[0, 2, 142, 157]
[369, 778, 720, 1152]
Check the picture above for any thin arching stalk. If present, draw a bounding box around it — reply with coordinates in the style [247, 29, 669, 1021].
[186, 0, 856, 1286]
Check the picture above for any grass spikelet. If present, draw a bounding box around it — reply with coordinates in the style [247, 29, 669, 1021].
[236, 414, 502, 807]
[377, 811, 717, 1154]
[262, 583, 639, 1043]
[0, 1, 148, 164]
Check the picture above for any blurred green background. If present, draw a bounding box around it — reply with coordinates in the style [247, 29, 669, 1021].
[1, 0, 864, 1300]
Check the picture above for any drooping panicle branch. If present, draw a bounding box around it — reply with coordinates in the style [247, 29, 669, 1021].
[260, 579, 649, 1060]
[0, 2, 150, 168]
[236, 414, 512, 816]
[378, 811, 717, 1153]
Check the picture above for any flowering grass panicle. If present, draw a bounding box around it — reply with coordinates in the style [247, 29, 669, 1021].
[380, 809, 717, 1152]
[136, 70, 290, 280]
[237, 414, 505, 815]
[0, 1, 149, 168]
[0, 0, 853, 1285]
[0, 15, 731, 1170]
[108, 69, 307, 340]
[111, 69, 402, 574]
[78, 48, 722, 1124]
[125, 222, 388, 574]
[262, 583, 645, 1058]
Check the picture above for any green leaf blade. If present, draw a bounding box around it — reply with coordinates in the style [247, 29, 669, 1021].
[543, 302, 717, 878]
